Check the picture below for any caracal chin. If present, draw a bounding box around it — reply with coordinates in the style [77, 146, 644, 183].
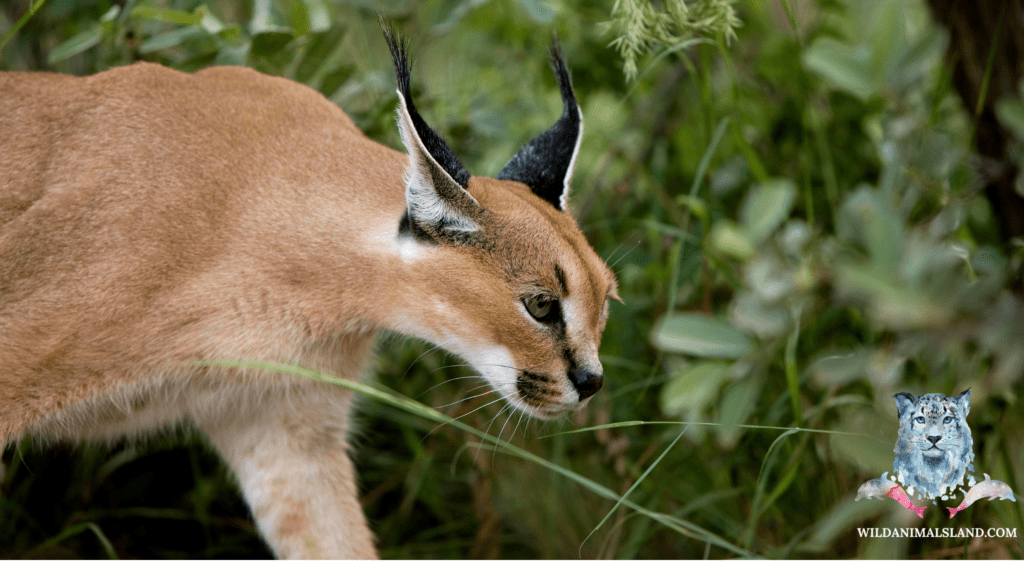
[0, 22, 617, 558]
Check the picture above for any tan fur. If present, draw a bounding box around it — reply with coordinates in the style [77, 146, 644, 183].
[0, 61, 616, 558]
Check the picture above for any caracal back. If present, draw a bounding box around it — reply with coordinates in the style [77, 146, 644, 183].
[0, 26, 616, 559]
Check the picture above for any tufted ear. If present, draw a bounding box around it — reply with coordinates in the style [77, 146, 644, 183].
[893, 392, 916, 419]
[381, 20, 481, 237]
[496, 37, 582, 211]
[955, 388, 971, 417]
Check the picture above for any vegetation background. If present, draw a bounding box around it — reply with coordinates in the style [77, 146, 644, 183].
[1, 0, 1023, 560]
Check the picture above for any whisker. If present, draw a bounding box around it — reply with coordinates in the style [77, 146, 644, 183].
[603, 233, 635, 266]
[491, 406, 520, 467]
[423, 395, 506, 440]
[477, 403, 512, 462]
[401, 343, 445, 381]
[434, 388, 498, 410]
[413, 375, 489, 397]
[509, 410, 527, 446]
[608, 238, 642, 270]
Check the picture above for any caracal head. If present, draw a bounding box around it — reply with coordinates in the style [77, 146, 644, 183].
[381, 24, 618, 418]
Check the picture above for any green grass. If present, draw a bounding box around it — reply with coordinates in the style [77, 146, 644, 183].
[2, 0, 1023, 560]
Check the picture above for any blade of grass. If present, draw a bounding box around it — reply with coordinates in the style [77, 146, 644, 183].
[785, 304, 803, 425]
[578, 423, 690, 557]
[26, 521, 118, 559]
[743, 428, 798, 550]
[539, 420, 883, 442]
[193, 359, 757, 558]
[0, 0, 48, 53]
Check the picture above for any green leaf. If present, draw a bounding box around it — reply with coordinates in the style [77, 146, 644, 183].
[716, 374, 763, 448]
[214, 41, 251, 66]
[868, 1, 903, 82]
[138, 26, 202, 54]
[48, 26, 102, 64]
[130, 6, 203, 26]
[803, 38, 876, 101]
[301, 0, 331, 33]
[200, 11, 226, 35]
[730, 293, 790, 338]
[840, 187, 903, 273]
[836, 264, 952, 329]
[740, 178, 797, 243]
[808, 349, 869, 388]
[290, 1, 309, 36]
[660, 361, 731, 417]
[996, 98, 1024, 142]
[710, 220, 754, 260]
[250, 0, 291, 35]
[652, 313, 753, 358]
[251, 31, 295, 58]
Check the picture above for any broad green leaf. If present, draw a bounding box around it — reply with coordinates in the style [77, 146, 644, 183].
[48, 26, 102, 64]
[868, 1, 903, 81]
[730, 293, 790, 338]
[808, 349, 869, 388]
[710, 220, 754, 260]
[214, 41, 250, 66]
[716, 374, 763, 448]
[740, 178, 797, 243]
[302, 0, 331, 33]
[996, 98, 1024, 143]
[840, 186, 902, 273]
[200, 11, 226, 35]
[803, 38, 876, 101]
[251, 31, 295, 58]
[250, 0, 291, 35]
[836, 264, 951, 329]
[290, 1, 310, 36]
[891, 29, 947, 92]
[99, 5, 120, 23]
[139, 26, 201, 54]
[660, 361, 731, 417]
[652, 313, 753, 358]
[130, 6, 202, 26]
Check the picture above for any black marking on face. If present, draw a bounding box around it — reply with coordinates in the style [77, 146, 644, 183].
[516, 371, 557, 404]
[554, 264, 568, 295]
[398, 210, 437, 244]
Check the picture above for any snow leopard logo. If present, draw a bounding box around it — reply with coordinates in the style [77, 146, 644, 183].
[893, 390, 974, 501]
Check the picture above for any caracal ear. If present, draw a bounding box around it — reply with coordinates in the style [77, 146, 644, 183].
[380, 20, 481, 236]
[496, 36, 582, 212]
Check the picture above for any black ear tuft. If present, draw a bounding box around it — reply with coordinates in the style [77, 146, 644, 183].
[496, 36, 582, 211]
[379, 18, 471, 189]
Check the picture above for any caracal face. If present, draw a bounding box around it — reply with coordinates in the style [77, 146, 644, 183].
[381, 24, 618, 419]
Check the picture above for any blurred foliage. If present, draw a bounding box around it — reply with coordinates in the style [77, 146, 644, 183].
[2, 0, 1023, 560]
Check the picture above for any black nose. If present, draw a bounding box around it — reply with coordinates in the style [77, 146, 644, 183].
[569, 369, 603, 401]
[927, 435, 942, 445]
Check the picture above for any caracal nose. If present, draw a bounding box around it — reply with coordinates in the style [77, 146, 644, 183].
[569, 369, 603, 401]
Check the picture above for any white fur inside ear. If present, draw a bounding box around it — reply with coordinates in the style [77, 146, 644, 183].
[395, 92, 479, 233]
[559, 106, 583, 211]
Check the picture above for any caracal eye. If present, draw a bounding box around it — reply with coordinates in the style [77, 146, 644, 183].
[524, 295, 557, 323]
